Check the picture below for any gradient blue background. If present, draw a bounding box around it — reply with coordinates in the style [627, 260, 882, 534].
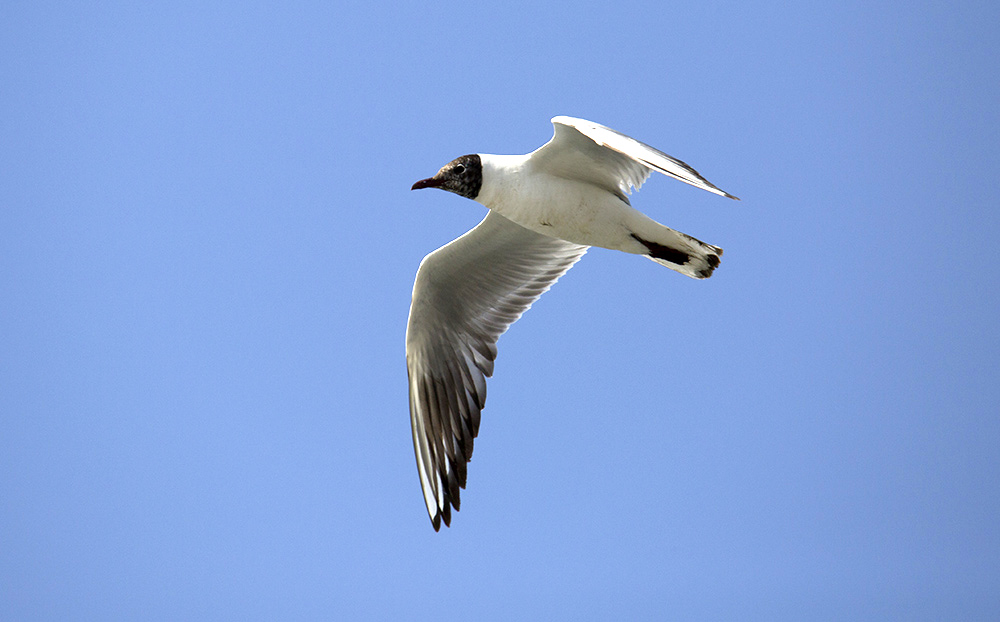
[3, 2, 998, 619]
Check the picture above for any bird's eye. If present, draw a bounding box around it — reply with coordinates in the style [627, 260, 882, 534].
[453, 164, 466, 175]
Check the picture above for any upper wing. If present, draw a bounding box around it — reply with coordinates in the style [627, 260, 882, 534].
[406, 211, 588, 530]
[529, 116, 739, 200]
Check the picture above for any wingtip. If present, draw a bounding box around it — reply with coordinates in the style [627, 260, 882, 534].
[708, 184, 740, 201]
[428, 504, 454, 531]
[709, 186, 739, 201]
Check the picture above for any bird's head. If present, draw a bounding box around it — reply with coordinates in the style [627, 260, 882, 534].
[411, 154, 483, 200]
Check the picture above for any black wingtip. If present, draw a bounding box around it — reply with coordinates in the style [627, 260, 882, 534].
[630, 233, 691, 266]
[696, 254, 721, 279]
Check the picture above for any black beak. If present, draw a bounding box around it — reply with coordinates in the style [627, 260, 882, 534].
[411, 177, 443, 190]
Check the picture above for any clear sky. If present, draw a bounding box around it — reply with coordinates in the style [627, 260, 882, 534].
[2, 1, 998, 619]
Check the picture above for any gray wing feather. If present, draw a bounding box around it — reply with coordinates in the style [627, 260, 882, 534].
[406, 211, 588, 530]
[531, 116, 739, 200]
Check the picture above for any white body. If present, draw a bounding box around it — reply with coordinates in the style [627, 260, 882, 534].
[476, 153, 674, 257]
[406, 116, 737, 530]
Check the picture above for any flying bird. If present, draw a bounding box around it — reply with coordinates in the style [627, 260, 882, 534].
[407, 116, 738, 530]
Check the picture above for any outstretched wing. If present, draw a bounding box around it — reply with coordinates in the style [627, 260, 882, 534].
[530, 116, 739, 200]
[406, 211, 588, 530]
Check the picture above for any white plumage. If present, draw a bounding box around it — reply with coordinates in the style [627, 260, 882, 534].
[407, 116, 738, 530]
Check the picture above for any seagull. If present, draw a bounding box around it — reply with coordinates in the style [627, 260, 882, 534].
[407, 116, 738, 530]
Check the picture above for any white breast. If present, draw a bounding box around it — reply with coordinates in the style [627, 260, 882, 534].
[475, 153, 632, 249]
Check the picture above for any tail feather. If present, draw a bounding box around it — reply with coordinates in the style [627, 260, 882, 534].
[629, 231, 722, 279]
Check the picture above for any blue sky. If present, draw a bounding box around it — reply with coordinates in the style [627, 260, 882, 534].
[2, 1, 998, 619]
